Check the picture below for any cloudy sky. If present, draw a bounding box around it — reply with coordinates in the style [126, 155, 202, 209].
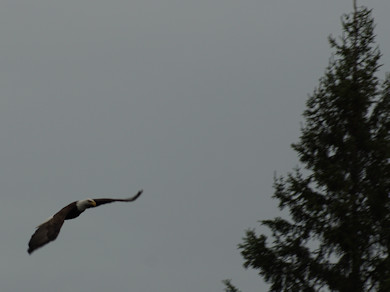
[1, 1, 389, 291]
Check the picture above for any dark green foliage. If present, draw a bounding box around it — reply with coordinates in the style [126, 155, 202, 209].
[233, 6, 390, 292]
[223, 279, 242, 292]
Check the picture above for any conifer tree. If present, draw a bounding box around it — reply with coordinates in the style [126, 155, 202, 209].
[230, 4, 390, 291]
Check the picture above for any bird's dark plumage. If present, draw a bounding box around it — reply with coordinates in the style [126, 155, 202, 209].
[27, 190, 143, 254]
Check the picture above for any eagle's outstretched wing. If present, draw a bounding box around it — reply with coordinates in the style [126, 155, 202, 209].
[93, 189, 143, 206]
[28, 203, 75, 254]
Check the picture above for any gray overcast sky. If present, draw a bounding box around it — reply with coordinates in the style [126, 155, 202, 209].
[1, 1, 389, 291]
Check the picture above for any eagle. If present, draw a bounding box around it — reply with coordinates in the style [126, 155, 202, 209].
[27, 190, 143, 254]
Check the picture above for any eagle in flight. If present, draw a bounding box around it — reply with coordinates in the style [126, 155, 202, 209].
[28, 190, 143, 254]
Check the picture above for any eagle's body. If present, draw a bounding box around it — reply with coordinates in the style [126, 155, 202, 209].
[28, 190, 143, 254]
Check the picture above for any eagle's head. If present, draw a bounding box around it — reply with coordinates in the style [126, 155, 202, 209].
[76, 198, 97, 211]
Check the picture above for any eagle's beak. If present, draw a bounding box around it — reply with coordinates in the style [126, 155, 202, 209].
[91, 200, 97, 207]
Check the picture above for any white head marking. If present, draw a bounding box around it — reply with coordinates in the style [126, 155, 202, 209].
[76, 198, 97, 212]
